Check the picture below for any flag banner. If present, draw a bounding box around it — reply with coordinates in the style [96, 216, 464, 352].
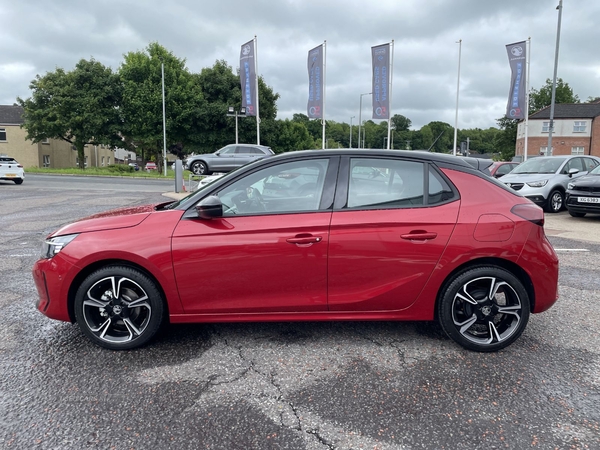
[371, 43, 390, 119]
[240, 40, 257, 116]
[505, 41, 527, 120]
[307, 44, 323, 118]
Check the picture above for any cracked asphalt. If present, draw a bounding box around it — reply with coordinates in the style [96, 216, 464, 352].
[1, 175, 599, 449]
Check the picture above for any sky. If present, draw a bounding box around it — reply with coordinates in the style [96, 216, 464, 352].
[1, 0, 599, 131]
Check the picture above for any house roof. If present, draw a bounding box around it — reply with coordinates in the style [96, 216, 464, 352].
[529, 103, 600, 120]
[0, 105, 25, 125]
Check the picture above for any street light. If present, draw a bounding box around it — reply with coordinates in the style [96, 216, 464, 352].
[358, 92, 371, 149]
[161, 61, 167, 176]
[227, 106, 247, 144]
[349, 116, 355, 148]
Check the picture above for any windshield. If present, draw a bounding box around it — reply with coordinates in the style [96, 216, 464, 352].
[511, 157, 567, 175]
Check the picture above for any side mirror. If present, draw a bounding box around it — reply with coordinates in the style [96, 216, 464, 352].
[195, 195, 223, 219]
[568, 168, 580, 177]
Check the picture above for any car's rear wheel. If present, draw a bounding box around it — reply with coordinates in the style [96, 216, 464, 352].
[191, 161, 209, 176]
[13, 178, 23, 185]
[568, 210, 586, 218]
[545, 190, 564, 213]
[74, 266, 165, 350]
[438, 266, 530, 352]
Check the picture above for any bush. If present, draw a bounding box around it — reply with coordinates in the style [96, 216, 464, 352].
[106, 164, 134, 173]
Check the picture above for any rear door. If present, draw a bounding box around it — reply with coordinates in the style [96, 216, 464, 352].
[327, 156, 460, 312]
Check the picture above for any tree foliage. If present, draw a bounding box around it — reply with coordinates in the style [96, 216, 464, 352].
[17, 59, 122, 168]
[529, 78, 580, 114]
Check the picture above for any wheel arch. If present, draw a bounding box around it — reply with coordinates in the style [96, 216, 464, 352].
[190, 159, 209, 172]
[433, 257, 535, 321]
[67, 259, 171, 324]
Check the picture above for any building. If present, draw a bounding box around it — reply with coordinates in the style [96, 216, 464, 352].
[515, 101, 600, 158]
[0, 105, 116, 168]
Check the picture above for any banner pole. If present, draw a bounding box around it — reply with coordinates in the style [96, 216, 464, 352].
[524, 37, 531, 161]
[322, 40, 326, 149]
[254, 35, 260, 145]
[387, 40, 394, 150]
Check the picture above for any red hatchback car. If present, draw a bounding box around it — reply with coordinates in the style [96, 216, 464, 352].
[33, 150, 559, 352]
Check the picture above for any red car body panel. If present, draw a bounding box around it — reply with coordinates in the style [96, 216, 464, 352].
[171, 212, 331, 314]
[32, 152, 559, 336]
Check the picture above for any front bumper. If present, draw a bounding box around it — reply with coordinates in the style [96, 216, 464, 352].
[32, 255, 77, 323]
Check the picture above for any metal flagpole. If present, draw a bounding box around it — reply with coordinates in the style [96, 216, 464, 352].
[524, 37, 531, 161]
[386, 40, 394, 150]
[547, 0, 563, 156]
[254, 35, 260, 145]
[322, 40, 326, 149]
[161, 62, 167, 176]
[452, 39, 462, 156]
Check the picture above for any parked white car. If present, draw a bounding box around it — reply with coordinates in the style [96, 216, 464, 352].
[0, 156, 24, 184]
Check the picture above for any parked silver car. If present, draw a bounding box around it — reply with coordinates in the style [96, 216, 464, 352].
[184, 144, 274, 176]
[501, 155, 600, 213]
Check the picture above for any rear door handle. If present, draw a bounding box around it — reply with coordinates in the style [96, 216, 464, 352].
[400, 231, 438, 241]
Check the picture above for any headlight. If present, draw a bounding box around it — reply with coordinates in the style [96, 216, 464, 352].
[567, 182, 575, 190]
[526, 179, 548, 188]
[41, 234, 79, 259]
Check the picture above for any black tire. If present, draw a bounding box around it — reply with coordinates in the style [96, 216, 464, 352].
[438, 266, 530, 352]
[74, 266, 165, 350]
[190, 160, 209, 176]
[545, 189, 564, 213]
[13, 178, 23, 185]
[568, 210, 586, 218]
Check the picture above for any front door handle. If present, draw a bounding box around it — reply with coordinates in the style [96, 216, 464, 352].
[286, 234, 323, 246]
[400, 231, 438, 241]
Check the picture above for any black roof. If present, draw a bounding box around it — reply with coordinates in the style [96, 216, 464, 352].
[529, 103, 600, 120]
[0, 105, 24, 125]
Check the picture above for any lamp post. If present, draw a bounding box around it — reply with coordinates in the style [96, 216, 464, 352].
[227, 106, 247, 144]
[358, 92, 371, 149]
[547, 0, 563, 156]
[452, 39, 462, 157]
[349, 116, 355, 148]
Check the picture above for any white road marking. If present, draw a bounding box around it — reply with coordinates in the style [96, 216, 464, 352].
[554, 248, 590, 252]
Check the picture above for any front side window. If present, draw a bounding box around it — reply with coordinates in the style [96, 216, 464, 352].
[573, 121, 586, 132]
[0, 128, 6, 141]
[217, 159, 329, 216]
[218, 145, 236, 155]
[563, 158, 584, 174]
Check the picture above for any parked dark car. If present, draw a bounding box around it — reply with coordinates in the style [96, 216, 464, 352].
[489, 161, 519, 178]
[184, 144, 274, 175]
[566, 164, 600, 217]
[33, 149, 559, 352]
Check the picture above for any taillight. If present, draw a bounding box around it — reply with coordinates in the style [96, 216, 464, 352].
[511, 203, 544, 226]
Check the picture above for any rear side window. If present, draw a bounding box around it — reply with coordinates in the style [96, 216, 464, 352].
[345, 158, 457, 209]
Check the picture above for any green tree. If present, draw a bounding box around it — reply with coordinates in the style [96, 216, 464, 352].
[529, 78, 580, 114]
[425, 121, 453, 153]
[271, 120, 315, 153]
[119, 43, 206, 170]
[391, 114, 412, 132]
[17, 59, 123, 169]
[495, 117, 519, 161]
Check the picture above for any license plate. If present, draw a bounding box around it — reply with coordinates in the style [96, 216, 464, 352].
[578, 197, 600, 203]
[4, 173, 16, 177]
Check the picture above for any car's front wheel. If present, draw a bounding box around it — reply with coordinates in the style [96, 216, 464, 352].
[74, 266, 165, 350]
[190, 161, 209, 176]
[545, 189, 564, 213]
[438, 266, 530, 352]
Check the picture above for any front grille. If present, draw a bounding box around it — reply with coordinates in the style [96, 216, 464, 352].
[577, 186, 600, 194]
[506, 183, 524, 191]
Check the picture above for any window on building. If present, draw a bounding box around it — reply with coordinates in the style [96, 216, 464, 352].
[571, 146, 584, 155]
[573, 121, 587, 132]
[43, 155, 50, 167]
[101, 156, 105, 166]
[107, 157, 111, 165]
[542, 122, 551, 133]
[0, 128, 6, 141]
[41, 138, 50, 144]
